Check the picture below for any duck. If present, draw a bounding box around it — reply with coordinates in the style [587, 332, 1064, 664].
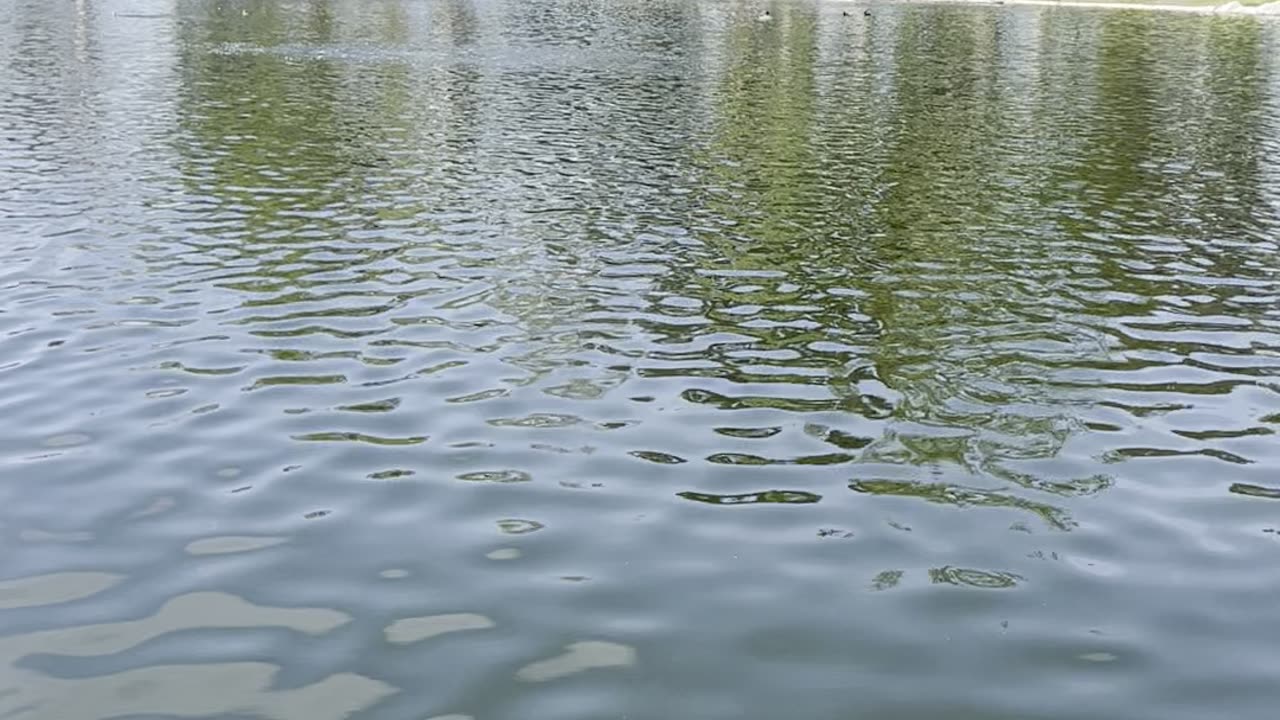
[757, 10, 772, 21]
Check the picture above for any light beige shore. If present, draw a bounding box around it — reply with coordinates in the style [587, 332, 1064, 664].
[889, 0, 1280, 14]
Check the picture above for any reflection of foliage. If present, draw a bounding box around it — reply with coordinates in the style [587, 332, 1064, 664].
[497, 518, 544, 534]
[681, 388, 893, 417]
[1229, 483, 1280, 501]
[678, 490, 822, 505]
[849, 479, 1074, 531]
[706, 452, 854, 466]
[156, 1, 1274, 527]
[928, 566, 1021, 589]
[169, 0, 430, 307]
[630, 450, 688, 465]
[871, 570, 903, 592]
[985, 467, 1114, 498]
[700, 5, 822, 252]
[1106, 447, 1250, 465]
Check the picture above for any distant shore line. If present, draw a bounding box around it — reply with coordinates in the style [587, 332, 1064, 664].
[884, 0, 1280, 15]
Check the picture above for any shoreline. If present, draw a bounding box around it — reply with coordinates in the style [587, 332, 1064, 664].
[885, 0, 1280, 15]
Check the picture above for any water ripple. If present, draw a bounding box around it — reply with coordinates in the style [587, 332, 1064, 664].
[3, 1, 1280, 719]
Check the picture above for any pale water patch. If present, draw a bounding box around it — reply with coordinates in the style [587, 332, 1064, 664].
[18, 528, 93, 543]
[486, 548, 522, 561]
[0, 592, 350, 659]
[40, 433, 91, 448]
[0, 662, 395, 720]
[129, 495, 177, 519]
[515, 641, 637, 682]
[384, 613, 496, 644]
[0, 593, 368, 720]
[0, 571, 122, 610]
[185, 535, 289, 555]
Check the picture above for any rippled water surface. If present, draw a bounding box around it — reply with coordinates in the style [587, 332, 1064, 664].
[3, 0, 1280, 717]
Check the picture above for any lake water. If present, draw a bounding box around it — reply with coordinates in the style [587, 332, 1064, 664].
[3, 0, 1280, 718]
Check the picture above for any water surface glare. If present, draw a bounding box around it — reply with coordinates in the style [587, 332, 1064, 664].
[3, 0, 1280, 718]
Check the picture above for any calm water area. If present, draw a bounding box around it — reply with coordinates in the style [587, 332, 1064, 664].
[3, 0, 1280, 718]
